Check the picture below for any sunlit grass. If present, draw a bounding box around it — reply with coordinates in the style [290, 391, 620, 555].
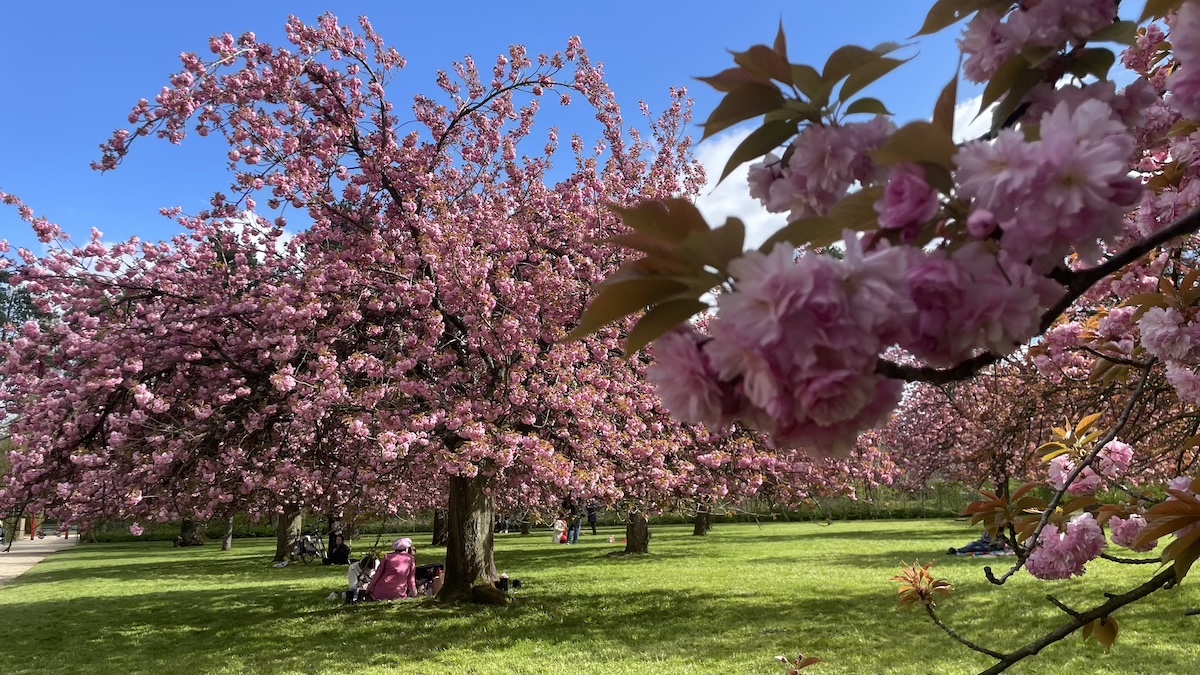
[0, 520, 1194, 674]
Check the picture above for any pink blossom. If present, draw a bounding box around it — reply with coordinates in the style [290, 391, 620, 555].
[901, 253, 976, 366]
[747, 155, 783, 208]
[1165, 363, 1200, 406]
[1096, 306, 1138, 342]
[1026, 513, 1106, 580]
[1109, 514, 1156, 552]
[1169, 476, 1195, 493]
[702, 241, 910, 452]
[1168, 2, 1200, 118]
[955, 129, 1040, 216]
[1047, 455, 1102, 495]
[1098, 440, 1133, 480]
[1140, 307, 1193, 361]
[966, 209, 997, 239]
[270, 371, 297, 393]
[959, 10, 1020, 84]
[129, 523, 145, 537]
[648, 329, 727, 425]
[798, 370, 877, 426]
[752, 119, 893, 221]
[874, 163, 939, 240]
[1025, 524, 1076, 580]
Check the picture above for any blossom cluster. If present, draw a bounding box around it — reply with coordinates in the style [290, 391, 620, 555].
[1046, 440, 1133, 495]
[958, 1, 1118, 84]
[643, 0, 1200, 454]
[747, 117, 893, 221]
[0, 21, 791, 530]
[1025, 512, 1107, 580]
[1140, 307, 1200, 404]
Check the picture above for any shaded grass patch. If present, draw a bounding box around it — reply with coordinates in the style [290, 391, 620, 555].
[0, 520, 1195, 674]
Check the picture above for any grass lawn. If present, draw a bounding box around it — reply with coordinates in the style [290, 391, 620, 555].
[0, 519, 1195, 674]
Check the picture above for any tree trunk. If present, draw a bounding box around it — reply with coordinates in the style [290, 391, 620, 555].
[437, 475, 498, 603]
[692, 508, 712, 536]
[221, 514, 234, 551]
[625, 512, 650, 554]
[176, 518, 205, 547]
[274, 508, 302, 563]
[326, 512, 343, 553]
[431, 509, 449, 547]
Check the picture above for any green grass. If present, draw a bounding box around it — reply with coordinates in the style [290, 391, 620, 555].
[0, 520, 1195, 674]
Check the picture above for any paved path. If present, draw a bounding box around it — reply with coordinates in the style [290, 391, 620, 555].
[0, 536, 78, 588]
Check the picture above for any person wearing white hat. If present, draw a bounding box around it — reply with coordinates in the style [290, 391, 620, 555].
[365, 537, 418, 600]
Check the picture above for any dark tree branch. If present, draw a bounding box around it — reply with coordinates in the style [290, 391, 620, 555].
[1100, 552, 1161, 565]
[977, 567, 1176, 675]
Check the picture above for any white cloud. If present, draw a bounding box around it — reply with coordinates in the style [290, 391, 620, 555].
[952, 94, 994, 143]
[692, 127, 786, 251]
[223, 211, 296, 263]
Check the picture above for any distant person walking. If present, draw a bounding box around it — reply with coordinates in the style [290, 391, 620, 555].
[566, 501, 582, 545]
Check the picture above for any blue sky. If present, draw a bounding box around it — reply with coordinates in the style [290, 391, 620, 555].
[0, 1, 972, 253]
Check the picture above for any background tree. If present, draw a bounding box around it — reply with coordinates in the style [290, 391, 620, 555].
[0, 15, 727, 601]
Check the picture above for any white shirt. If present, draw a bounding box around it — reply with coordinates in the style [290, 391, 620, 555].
[348, 561, 375, 591]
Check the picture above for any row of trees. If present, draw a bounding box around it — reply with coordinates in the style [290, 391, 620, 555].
[0, 16, 885, 601]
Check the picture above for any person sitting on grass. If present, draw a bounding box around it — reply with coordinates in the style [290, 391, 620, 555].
[366, 538, 418, 600]
[323, 534, 352, 565]
[346, 553, 378, 603]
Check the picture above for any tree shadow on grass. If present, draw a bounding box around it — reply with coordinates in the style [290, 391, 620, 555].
[731, 526, 969, 544]
[22, 542, 679, 591]
[7, 576, 1193, 675]
[0, 582, 970, 675]
[3, 534, 1198, 675]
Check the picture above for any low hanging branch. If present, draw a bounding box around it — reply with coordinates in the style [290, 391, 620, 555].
[977, 566, 1177, 675]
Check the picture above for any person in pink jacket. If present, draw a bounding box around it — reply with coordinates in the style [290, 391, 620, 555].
[366, 537, 418, 600]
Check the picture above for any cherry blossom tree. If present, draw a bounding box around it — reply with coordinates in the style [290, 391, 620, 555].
[0, 14, 766, 601]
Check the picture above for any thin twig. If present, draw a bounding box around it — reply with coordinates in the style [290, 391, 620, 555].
[1100, 552, 1161, 565]
[1077, 345, 1151, 369]
[924, 604, 1006, 660]
[1045, 595, 1081, 618]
